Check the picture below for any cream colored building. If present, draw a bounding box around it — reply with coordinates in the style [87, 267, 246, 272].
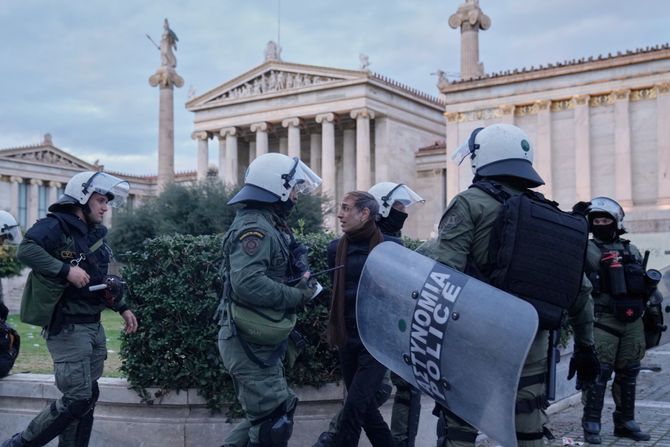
[0, 133, 197, 229]
[185, 56, 445, 232]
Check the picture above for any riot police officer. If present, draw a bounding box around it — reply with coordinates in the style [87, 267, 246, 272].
[2, 171, 138, 447]
[581, 197, 651, 443]
[217, 153, 321, 447]
[423, 124, 599, 447]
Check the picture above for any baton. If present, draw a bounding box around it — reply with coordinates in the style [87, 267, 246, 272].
[286, 265, 344, 286]
[88, 284, 108, 292]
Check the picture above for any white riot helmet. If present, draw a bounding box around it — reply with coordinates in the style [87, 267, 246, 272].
[451, 124, 544, 187]
[0, 210, 22, 245]
[368, 182, 425, 218]
[228, 153, 322, 205]
[48, 171, 130, 212]
[589, 196, 625, 231]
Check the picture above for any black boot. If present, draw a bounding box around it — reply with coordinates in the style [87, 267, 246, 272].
[0, 433, 26, 447]
[612, 364, 650, 442]
[582, 363, 612, 444]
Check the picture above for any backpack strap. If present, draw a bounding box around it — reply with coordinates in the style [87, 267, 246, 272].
[468, 179, 510, 203]
[48, 213, 105, 258]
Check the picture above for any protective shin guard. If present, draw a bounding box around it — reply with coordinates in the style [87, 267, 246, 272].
[22, 402, 76, 447]
[405, 388, 421, 447]
[613, 364, 650, 441]
[582, 363, 612, 444]
[1, 433, 27, 447]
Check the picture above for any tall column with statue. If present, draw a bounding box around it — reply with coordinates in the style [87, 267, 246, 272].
[449, 0, 491, 80]
[149, 18, 184, 190]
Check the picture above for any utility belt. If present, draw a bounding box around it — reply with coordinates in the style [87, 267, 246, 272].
[62, 313, 101, 325]
[595, 298, 644, 323]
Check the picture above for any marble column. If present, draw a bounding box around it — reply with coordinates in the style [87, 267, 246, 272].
[48, 181, 61, 207]
[342, 128, 356, 194]
[28, 179, 41, 227]
[282, 118, 302, 159]
[221, 127, 239, 186]
[374, 116, 390, 182]
[192, 131, 210, 181]
[250, 122, 270, 157]
[448, 0, 491, 80]
[249, 141, 257, 163]
[310, 133, 322, 176]
[497, 105, 515, 125]
[613, 89, 633, 207]
[534, 100, 553, 197]
[445, 113, 460, 205]
[656, 83, 670, 205]
[217, 134, 226, 181]
[9, 176, 22, 220]
[573, 95, 591, 202]
[316, 113, 337, 229]
[351, 108, 374, 190]
[279, 137, 288, 155]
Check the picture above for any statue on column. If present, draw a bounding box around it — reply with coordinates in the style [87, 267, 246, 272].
[160, 18, 179, 68]
[264, 41, 282, 62]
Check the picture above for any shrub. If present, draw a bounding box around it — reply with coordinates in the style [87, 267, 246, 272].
[120, 231, 340, 411]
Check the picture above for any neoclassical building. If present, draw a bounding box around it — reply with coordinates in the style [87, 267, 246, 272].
[185, 53, 445, 231]
[0, 133, 198, 229]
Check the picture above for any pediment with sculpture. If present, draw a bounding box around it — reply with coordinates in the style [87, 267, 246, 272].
[0, 147, 94, 170]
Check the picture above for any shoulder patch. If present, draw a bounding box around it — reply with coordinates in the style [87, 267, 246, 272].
[239, 229, 265, 256]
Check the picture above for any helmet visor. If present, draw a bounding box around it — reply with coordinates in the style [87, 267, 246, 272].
[289, 159, 322, 195]
[451, 140, 471, 166]
[384, 184, 425, 208]
[1, 224, 22, 245]
[88, 173, 130, 208]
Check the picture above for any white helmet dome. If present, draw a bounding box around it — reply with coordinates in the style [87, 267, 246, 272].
[589, 196, 625, 231]
[451, 124, 544, 187]
[49, 171, 130, 212]
[228, 153, 322, 205]
[0, 210, 22, 245]
[368, 182, 425, 218]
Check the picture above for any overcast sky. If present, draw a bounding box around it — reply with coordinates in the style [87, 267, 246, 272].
[0, 0, 667, 175]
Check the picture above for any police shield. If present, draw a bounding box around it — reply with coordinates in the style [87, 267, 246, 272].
[357, 242, 539, 447]
[652, 264, 669, 347]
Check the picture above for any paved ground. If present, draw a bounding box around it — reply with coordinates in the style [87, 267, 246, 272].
[543, 342, 670, 447]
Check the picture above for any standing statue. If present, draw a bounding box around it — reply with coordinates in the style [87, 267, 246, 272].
[359, 53, 371, 71]
[160, 18, 179, 68]
[264, 41, 282, 62]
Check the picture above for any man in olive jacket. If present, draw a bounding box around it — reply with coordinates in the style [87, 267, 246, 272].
[2, 171, 138, 447]
[422, 124, 599, 447]
[217, 153, 321, 447]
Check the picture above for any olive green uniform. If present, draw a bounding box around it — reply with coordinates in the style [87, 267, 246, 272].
[421, 184, 594, 447]
[217, 207, 307, 447]
[581, 239, 647, 435]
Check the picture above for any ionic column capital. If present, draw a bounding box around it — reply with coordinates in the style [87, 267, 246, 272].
[571, 94, 590, 106]
[220, 127, 238, 138]
[350, 108, 375, 120]
[191, 131, 210, 140]
[250, 122, 272, 133]
[614, 89, 631, 101]
[30, 179, 43, 186]
[9, 176, 23, 183]
[497, 104, 515, 115]
[48, 181, 62, 188]
[281, 117, 303, 128]
[445, 112, 460, 123]
[534, 99, 551, 111]
[315, 113, 337, 124]
[656, 83, 670, 95]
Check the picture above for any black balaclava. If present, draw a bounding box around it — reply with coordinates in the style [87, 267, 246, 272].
[590, 212, 619, 243]
[378, 207, 408, 237]
[272, 198, 295, 219]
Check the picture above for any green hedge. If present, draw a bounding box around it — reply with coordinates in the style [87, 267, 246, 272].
[119, 232, 340, 411]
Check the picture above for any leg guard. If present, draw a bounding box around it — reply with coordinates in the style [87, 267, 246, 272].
[73, 381, 99, 447]
[256, 400, 296, 447]
[612, 363, 650, 441]
[1, 433, 27, 447]
[581, 363, 613, 444]
[21, 402, 76, 447]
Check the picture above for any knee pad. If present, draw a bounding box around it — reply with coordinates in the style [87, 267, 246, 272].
[257, 413, 294, 447]
[66, 398, 93, 419]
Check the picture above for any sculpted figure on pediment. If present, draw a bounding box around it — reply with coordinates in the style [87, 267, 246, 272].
[294, 73, 304, 88]
[252, 80, 261, 95]
[277, 71, 286, 89]
[268, 71, 278, 91]
[285, 73, 294, 89]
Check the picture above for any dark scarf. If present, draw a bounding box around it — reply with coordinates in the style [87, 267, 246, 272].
[327, 218, 384, 348]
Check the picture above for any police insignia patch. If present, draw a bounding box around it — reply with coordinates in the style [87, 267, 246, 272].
[443, 213, 463, 231]
[239, 230, 265, 256]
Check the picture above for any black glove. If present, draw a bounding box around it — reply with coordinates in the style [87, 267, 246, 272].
[289, 242, 310, 276]
[572, 201, 591, 217]
[102, 275, 125, 309]
[295, 275, 318, 305]
[567, 343, 600, 390]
